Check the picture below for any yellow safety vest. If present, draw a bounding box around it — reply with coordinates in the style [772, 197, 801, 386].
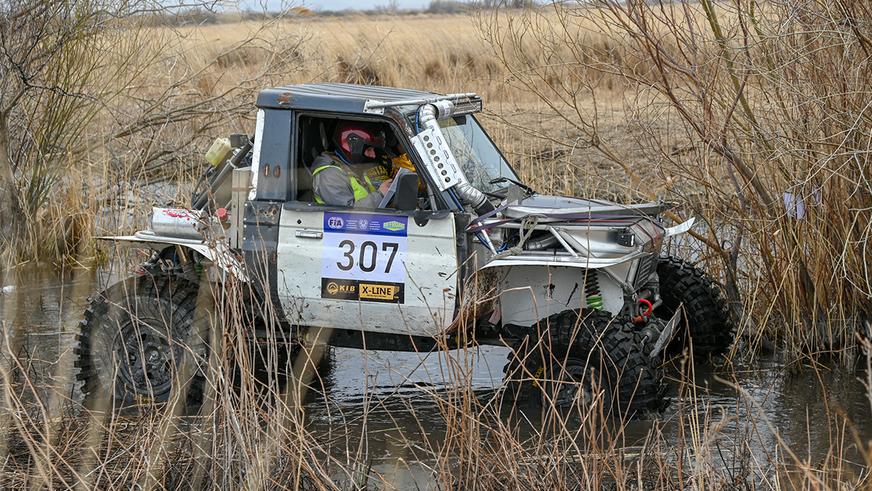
[312, 162, 377, 204]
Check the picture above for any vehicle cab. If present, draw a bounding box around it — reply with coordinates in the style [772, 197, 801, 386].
[243, 83, 519, 338]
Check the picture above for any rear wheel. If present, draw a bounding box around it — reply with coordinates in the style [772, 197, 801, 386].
[502, 309, 663, 415]
[75, 275, 210, 410]
[657, 256, 735, 356]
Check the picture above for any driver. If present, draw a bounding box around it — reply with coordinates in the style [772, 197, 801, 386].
[312, 122, 393, 208]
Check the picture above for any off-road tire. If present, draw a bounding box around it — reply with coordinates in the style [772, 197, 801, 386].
[75, 275, 210, 410]
[502, 310, 663, 415]
[657, 256, 734, 356]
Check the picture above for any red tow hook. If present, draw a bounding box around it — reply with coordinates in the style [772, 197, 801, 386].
[633, 298, 654, 324]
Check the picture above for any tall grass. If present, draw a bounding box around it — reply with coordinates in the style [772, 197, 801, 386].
[0, 266, 869, 489]
[480, 0, 872, 360]
[0, 4, 870, 487]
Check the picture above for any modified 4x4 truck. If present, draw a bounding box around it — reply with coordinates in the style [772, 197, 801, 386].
[75, 83, 734, 413]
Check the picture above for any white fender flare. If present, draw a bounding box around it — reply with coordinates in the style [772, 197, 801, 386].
[99, 230, 247, 281]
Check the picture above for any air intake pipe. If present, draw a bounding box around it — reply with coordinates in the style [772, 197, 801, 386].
[417, 103, 495, 216]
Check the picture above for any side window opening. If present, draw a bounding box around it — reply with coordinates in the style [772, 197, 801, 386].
[294, 116, 337, 202]
[294, 114, 434, 211]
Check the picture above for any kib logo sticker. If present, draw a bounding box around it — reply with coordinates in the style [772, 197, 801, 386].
[325, 281, 356, 296]
[320, 278, 358, 301]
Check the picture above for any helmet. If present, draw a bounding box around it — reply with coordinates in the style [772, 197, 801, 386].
[334, 122, 387, 164]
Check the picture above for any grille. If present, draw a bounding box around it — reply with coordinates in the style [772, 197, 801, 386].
[634, 254, 657, 289]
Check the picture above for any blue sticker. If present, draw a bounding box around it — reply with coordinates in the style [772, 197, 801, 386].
[323, 212, 408, 237]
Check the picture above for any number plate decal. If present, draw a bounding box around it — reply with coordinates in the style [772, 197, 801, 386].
[321, 212, 408, 301]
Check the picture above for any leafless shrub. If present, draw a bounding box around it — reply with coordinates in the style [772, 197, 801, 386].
[0, 0, 150, 258]
[481, 1, 872, 360]
[0, 1, 308, 265]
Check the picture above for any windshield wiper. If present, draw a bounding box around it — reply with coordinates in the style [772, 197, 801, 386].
[489, 177, 535, 196]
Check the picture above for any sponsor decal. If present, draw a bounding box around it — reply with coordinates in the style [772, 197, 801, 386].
[320, 278, 358, 301]
[321, 278, 404, 304]
[359, 282, 400, 301]
[323, 212, 408, 237]
[382, 220, 406, 233]
[160, 208, 198, 220]
[326, 215, 345, 230]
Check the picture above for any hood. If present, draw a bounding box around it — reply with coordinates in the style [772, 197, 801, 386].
[502, 195, 668, 221]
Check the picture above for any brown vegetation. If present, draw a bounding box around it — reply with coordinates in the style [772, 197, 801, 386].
[3, 2, 867, 359]
[0, 1, 870, 488]
[0, 270, 870, 489]
[480, 0, 872, 359]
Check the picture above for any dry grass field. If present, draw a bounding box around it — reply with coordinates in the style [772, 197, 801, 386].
[144, 12, 646, 202]
[79, 11, 682, 254]
[0, 1, 870, 489]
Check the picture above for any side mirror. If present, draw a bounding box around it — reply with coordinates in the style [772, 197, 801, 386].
[394, 173, 419, 212]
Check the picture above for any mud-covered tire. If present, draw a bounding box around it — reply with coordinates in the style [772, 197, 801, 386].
[75, 275, 210, 410]
[657, 256, 734, 356]
[502, 310, 663, 415]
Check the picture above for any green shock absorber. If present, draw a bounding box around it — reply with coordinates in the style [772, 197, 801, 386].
[584, 270, 603, 310]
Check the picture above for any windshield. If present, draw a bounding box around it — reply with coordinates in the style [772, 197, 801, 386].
[438, 115, 520, 195]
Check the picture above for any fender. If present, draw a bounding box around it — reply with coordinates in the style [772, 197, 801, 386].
[99, 230, 247, 281]
[467, 217, 697, 327]
[475, 217, 696, 272]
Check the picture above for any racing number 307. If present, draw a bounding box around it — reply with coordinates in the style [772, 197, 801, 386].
[336, 240, 399, 274]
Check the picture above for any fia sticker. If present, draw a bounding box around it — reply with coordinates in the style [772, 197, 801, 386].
[323, 212, 407, 236]
[326, 215, 345, 230]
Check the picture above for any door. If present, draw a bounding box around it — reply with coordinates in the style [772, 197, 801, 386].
[276, 205, 460, 337]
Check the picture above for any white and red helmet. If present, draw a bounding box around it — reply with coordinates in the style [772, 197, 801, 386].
[334, 122, 387, 163]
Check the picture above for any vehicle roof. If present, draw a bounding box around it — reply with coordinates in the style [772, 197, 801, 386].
[256, 83, 442, 114]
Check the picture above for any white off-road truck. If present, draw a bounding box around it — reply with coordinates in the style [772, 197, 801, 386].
[75, 83, 734, 413]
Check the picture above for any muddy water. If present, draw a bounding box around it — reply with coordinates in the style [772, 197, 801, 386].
[2, 268, 871, 487]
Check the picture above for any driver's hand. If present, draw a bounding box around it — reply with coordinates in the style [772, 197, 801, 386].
[378, 179, 393, 196]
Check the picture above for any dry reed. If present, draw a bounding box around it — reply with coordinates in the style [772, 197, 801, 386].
[0, 2, 870, 489]
[0, 265, 869, 489]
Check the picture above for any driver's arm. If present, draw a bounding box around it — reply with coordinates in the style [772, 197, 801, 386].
[314, 167, 357, 207]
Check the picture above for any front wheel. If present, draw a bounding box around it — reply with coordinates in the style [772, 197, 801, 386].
[74, 275, 210, 410]
[502, 309, 663, 415]
[657, 256, 735, 356]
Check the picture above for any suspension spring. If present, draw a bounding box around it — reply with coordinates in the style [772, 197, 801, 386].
[584, 271, 603, 310]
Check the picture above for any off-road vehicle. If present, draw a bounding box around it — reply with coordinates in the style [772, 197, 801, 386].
[75, 83, 734, 413]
